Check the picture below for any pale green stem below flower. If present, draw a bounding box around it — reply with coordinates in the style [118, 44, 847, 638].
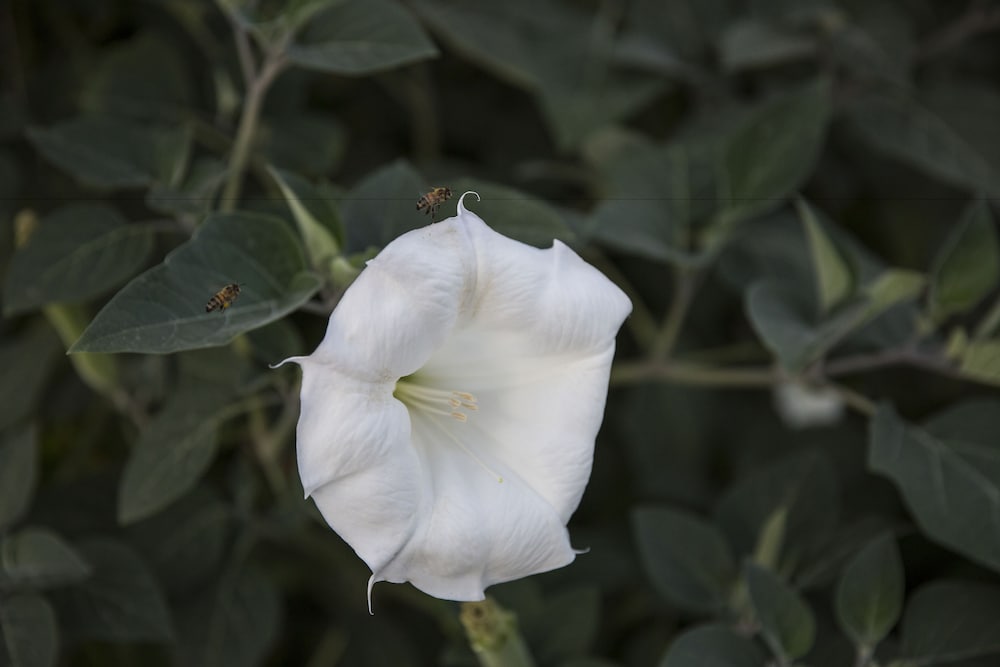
[460, 599, 536, 667]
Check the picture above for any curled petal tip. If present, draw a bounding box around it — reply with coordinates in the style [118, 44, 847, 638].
[457, 191, 480, 215]
[573, 546, 591, 556]
[270, 356, 305, 370]
[367, 574, 377, 615]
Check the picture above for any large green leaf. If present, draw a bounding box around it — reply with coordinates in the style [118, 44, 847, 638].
[847, 95, 1000, 197]
[660, 624, 766, 667]
[118, 381, 247, 525]
[869, 404, 1000, 573]
[174, 565, 281, 667]
[261, 112, 346, 177]
[287, 0, 437, 75]
[900, 581, 1000, 664]
[0, 426, 37, 532]
[70, 212, 321, 354]
[412, 0, 666, 148]
[52, 539, 173, 643]
[928, 200, 999, 322]
[27, 115, 191, 189]
[632, 506, 736, 613]
[744, 563, 816, 661]
[0, 593, 58, 667]
[834, 533, 904, 649]
[4, 204, 155, 315]
[80, 33, 192, 120]
[714, 79, 830, 228]
[0, 527, 91, 590]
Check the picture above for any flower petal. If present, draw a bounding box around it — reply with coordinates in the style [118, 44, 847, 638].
[294, 363, 423, 576]
[309, 223, 473, 381]
[376, 407, 577, 601]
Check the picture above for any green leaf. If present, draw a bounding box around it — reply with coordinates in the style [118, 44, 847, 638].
[798, 198, 855, 315]
[413, 0, 665, 149]
[532, 588, 600, 662]
[261, 112, 346, 177]
[341, 159, 428, 253]
[632, 506, 736, 613]
[0, 426, 37, 532]
[118, 382, 245, 524]
[869, 404, 1000, 574]
[900, 580, 1000, 663]
[70, 212, 321, 354]
[3, 204, 155, 315]
[269, 167, 341, 274]
[80, 34, 192, 121]
[714, 79, 830, 228]
[27, 115, 192, 189]
[744, 563, 816, 660]
[714, 450, 839, 562]
[128, 490, 234, 597]
[746, 280, 866, 372]
[52, 539, 173, 643]
[956, 339, 1000, 387]
[287, 0, 437, 75]
[929, 200, 1000, 322]
[862, 268, 925, 320]
[0, 593, 58, 667]
[0, 322, 62, 431]
[847, 95, 1000, 197]
[450, 179, 575, 247]
[174, 565, 281, 667]
[719, 20, 815, 72]
[0, 527, 91, 589]
[660, 624, 767, 667]
[146, 157, 226, 220]
[835, 533, 904, 649]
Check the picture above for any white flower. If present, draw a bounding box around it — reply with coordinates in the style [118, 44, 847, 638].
[277, 192, 630, 611]
[773, 380, 845, 429]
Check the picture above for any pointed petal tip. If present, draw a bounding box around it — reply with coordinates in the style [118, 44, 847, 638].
[367, 574, 377, 615]
[270, 356, 306, 370]
[573, 546, 591, 556]
[457, 191, 480, 216]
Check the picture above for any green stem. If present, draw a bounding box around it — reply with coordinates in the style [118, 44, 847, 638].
[460, 599, 536, 667]
[610, 361, 776, 388]
[220, 51, 286, 212]
[650, 267, 696, 362]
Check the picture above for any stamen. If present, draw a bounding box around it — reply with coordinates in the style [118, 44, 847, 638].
[394, 378, 501, 483]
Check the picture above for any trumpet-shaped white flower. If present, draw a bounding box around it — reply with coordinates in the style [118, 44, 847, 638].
[277, 193, 630, 610]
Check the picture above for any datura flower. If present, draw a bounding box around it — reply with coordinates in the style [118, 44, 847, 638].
[277, 192, 630, 611]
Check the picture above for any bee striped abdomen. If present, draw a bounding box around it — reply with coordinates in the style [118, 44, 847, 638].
[206, 283, 242, 312]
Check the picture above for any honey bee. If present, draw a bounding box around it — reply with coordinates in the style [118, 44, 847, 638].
[416, 187, 452, 217]
[205, 283, 243, 313]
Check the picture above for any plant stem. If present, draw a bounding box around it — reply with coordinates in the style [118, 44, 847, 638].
[610, 361, 776, 388]
[460, 599, 536, 667]
[220, 51, 286, 212]
[651, 267, 696, 362]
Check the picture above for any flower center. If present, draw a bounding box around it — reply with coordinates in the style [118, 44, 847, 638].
[393, 380, 479, 422]
[393, 377, 502, 483]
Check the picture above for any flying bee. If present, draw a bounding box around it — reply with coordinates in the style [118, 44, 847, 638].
[205, 283, 243, 313]
[416, 186, 452, 217]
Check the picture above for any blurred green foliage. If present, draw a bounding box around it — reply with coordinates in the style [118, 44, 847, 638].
[3, 0, 1000, 665]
